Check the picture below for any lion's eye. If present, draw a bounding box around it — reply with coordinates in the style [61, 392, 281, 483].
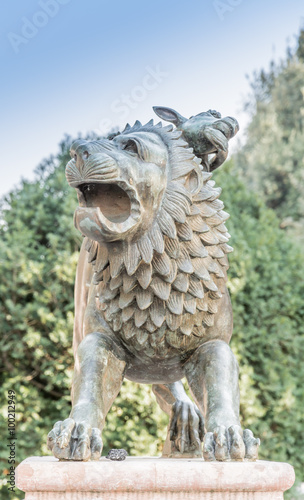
[123, 140, 138, 155]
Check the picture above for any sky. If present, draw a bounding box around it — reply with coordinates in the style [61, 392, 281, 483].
[1, 0, 303, 198]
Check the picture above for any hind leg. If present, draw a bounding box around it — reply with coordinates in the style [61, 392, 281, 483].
[184, 340, 260, 461]
[152, 381, 204, 457]
[47, 332, 127, 461]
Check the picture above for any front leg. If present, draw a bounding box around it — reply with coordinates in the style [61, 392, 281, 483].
[185, 340, 260, 461]
[153, 381, 204, 458]
[47, 332, 127, 461]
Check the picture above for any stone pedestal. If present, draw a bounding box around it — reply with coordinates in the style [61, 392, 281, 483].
[16, 456, 295, 500]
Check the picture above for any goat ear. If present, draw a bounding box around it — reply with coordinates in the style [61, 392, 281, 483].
[153, 106, 186, 126]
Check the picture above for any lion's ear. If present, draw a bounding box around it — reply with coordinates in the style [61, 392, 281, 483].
[153, 106, 186, 127]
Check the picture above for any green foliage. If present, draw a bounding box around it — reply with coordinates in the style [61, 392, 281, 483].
[103, 382, 167, 457]
[237, 29, 304, 241]
[0, 141, 77, 499]
[216, 162, 304, 496]
[0, 138, 167, 499]
[234, 31, 304, 495]
[1, 140, 303, 498]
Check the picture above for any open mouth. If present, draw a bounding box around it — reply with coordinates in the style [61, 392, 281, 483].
[66, 148, 142, 240]
[74, 180, 141, 241]
[78, 183, 132, 223]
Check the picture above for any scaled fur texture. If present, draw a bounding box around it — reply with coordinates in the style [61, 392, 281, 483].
[70, 120, 233, 359]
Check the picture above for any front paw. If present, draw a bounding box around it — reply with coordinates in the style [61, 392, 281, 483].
[47, 418, 103, 461]
[203, 425, 260, 462]
[169, 400, 204, 455]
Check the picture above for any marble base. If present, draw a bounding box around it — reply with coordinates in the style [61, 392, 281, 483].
[16, 456, 295, 500]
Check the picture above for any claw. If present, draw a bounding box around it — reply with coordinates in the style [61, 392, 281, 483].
[214, 426, 229, 461]
[229, 425, 245, 461]
[168, 400, 203, 456]
[57, 434, 69, 449]
[189, 427, 201, 451]
[203, 426, 259, 462]
[91, 428, 103, 460]
[48, 418, 102, 461]
[47, 433, 56, 451]
[56, 418, 75, 449]
[73, 438, 90, 461]
[244, 429, 260, 461]
[71, 422, 92, 460]
[178, 438, 187, 454]
[203, 432, 215, 461]
[77, 422, 92, 438]
[47, 421, 62, 451]
[215, 434, 225, 447]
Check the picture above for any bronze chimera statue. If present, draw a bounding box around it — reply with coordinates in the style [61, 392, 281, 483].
[47, 106, 260, 462]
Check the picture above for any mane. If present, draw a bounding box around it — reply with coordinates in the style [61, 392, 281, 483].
[84, 120, 233, 358]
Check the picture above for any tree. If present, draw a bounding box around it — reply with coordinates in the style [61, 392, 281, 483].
[216, 162, 304, 498]
[1, 140, 303, 499]
[0, 136, 167, 500]
[236, 29, 304, 241]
